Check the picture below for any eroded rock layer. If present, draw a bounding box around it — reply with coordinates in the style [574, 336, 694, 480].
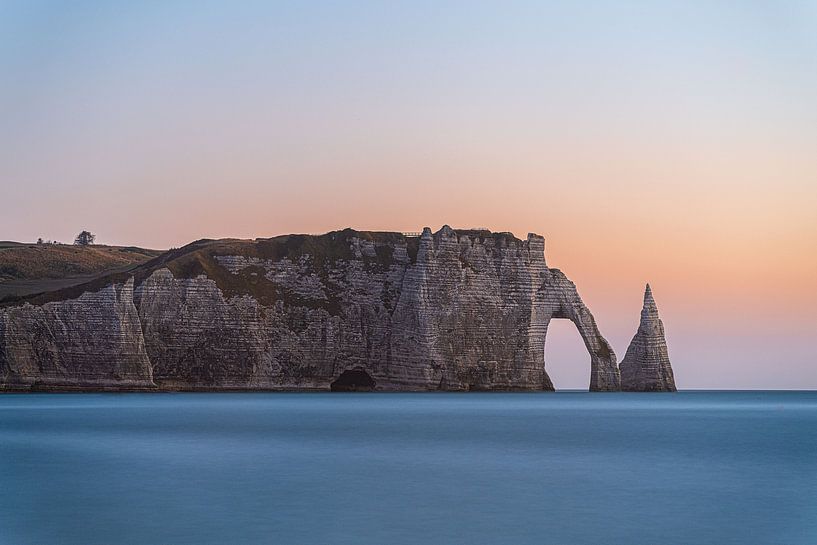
[620, 284, 677, 392]
[1, 227, 622, 391]
[0, 279, 153, 390]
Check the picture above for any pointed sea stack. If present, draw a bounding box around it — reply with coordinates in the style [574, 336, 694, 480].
[620, 284, 677, 392]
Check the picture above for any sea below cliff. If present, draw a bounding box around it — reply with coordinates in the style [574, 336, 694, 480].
[2, 391, 816, 545]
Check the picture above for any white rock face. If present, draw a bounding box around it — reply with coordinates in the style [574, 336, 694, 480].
[1, 227, 625, 391]
[620, 284, 677, 392]
[0, 279, 153, 390]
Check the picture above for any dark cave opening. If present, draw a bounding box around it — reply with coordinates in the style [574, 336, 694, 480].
[330, 368, 376, 392]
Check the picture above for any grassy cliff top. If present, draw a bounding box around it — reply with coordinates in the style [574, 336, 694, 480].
[0, 231, 404, 307]
[0, 243, 160, 282]
[0, 244, 161, 302]
[0, 228, 531, 307]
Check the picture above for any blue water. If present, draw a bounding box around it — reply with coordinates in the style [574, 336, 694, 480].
[1, 392, 816, 545]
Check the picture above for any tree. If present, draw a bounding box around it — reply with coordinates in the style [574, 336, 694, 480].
[74, 231, 96, 246]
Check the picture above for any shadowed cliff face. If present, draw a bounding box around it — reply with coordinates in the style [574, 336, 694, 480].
[0, 227, 621, 391]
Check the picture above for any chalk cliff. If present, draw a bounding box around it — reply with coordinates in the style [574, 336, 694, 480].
[620, 284, 677, 392]
[0, 279, 153, 390]
[0, 227, 624, 392]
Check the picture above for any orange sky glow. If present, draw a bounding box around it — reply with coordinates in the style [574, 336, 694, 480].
[1, 2, 815, 387]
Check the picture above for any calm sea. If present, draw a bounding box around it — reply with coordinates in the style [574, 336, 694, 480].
[1, 392, 816, 545]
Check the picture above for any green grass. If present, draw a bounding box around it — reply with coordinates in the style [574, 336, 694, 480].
[1, 228, 528, 308]
[0, 244, 161, 303]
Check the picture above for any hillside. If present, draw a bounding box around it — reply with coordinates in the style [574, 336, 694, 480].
[0, 229, 500, 307]
[0, 243, 161, 300]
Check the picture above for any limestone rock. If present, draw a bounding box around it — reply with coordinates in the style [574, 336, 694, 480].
[0, 227, 625, 392]
[620, 284, 677, 392]
[0, 278, 154, 390]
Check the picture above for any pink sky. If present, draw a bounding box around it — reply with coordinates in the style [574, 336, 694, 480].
[1, 2, 815, 388]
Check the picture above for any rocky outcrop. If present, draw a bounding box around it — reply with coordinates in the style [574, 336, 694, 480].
[0, 279, 153, 390]
[620, 284, 677, 392]
[0, 227, 626, 392]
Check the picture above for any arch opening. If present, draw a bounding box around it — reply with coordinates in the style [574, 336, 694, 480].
[544, 318, 592, 391]
[330, 368, 376, 392]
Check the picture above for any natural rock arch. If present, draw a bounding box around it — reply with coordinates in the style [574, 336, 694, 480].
[537, 269, 620, 391]
[0, 226, 635, 393]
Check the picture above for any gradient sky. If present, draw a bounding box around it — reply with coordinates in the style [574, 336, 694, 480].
[1, 1, 816, 388]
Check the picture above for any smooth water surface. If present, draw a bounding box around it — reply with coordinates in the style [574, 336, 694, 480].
[2, 392, 816, 545]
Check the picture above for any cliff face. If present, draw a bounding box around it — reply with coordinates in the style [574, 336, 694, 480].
[0, 227, 622, 392]
[620, 284, 677, 392]
[0, 279, 153, 390]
